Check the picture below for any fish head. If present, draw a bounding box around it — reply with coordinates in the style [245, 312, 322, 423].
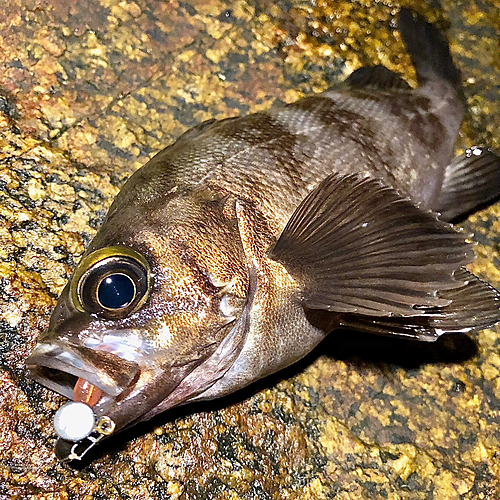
[26, 188, 254, 458]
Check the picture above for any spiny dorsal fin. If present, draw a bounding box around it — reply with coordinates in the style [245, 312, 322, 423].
[344, 66, 410, 91]
[176, 119, 217, 143]
[269, 173, 473, 317]
[433, 147, 500, 222]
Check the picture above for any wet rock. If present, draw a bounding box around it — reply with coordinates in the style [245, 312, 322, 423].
[0, 0, 499, 498]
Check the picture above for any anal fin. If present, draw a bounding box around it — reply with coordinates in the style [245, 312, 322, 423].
[433, 147, 500, 222]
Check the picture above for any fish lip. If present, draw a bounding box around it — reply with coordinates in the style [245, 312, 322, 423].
[26, 340, 139, 398]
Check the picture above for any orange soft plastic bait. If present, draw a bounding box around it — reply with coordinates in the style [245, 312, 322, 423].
[73, 378, 103, 407]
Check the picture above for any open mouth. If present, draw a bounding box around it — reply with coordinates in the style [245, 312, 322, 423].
[26, 341, 141, 409]
[26, 340, 144, 460]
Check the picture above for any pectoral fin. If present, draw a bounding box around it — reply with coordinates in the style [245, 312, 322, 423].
[339, 268, 500, 340]
[269, 173, 474, 317]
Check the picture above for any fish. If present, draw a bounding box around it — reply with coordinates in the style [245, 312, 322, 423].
[26, 8, 500, 461]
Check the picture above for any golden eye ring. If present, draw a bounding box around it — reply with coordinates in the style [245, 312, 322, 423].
[71, 246, 150, 319]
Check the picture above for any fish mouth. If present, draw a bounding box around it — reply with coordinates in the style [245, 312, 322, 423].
[26, 339, 184, 462]
[26, 340, 140, 401]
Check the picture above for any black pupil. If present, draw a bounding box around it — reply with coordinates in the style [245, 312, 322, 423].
[97, 273, 135, 309]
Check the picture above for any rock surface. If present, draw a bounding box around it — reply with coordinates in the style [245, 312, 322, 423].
[0, 0, 499, 498]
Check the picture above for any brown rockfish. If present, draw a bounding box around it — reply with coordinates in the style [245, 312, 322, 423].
[27, 8, 500, 461]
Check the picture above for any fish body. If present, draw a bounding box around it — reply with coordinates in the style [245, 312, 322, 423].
[26, 9, 500, 460]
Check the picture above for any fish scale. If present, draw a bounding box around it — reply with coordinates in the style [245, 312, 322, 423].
[123, 82, 455, 231]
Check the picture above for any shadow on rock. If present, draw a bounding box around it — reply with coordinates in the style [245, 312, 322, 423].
[67, 327, 478, 468]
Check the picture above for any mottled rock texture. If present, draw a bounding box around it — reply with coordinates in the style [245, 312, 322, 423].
[0, 0, 499, 498]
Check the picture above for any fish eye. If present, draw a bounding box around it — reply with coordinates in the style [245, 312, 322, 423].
[74, 248, 150, 319]
[97, 273, 136, 310]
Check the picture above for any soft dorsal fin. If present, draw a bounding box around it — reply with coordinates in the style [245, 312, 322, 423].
[269, 173, 474, 317]
[433, 147, 500, 222]
[344, 65, 411, 91]
[398, 7, 462, 92]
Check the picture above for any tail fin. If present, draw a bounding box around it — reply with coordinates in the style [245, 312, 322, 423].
[398, 8, 462, 95]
